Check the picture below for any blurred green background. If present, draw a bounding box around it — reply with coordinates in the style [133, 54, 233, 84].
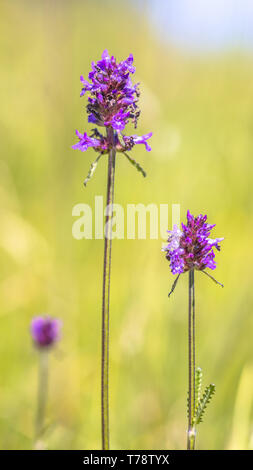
[1, 0, 253, 450]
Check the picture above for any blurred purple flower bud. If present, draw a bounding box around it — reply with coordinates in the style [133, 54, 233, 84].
[31, 316, 62, 348]
[164, 211, 224, 275]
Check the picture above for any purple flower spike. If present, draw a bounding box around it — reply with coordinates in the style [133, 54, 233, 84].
[80, 49, 139, 131]
[31, 316, 61, 348]
[73, 50, 152, 164]
[164, 211, 224, 275]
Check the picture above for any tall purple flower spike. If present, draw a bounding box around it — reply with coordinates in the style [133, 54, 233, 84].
[31, 316, 61, 348]
[72, 50, 152, 184]
[163, 211, 224, 295]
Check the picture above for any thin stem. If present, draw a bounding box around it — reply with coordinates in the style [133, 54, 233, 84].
[101, 127, 116, 450]
[35, 349, 49, 444]
[192, 271, 195, 415]
[187, 269, 196, 450]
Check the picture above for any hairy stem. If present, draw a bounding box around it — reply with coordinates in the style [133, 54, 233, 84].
[187, 269, 196, 450]
[101, 127, 116, 450]
[35, 350, 49, 443]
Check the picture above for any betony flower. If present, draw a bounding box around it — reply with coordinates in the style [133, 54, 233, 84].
[121, 133, 152, 152]
[73, 51, 152, 450]
[72, 50, 152, 184]
[163, 213, 223, 447]
[31, 316, 61, 348]
[72, 130, 109, 153]
[105, 110, 130, 132]
[164, 211, 224, 275]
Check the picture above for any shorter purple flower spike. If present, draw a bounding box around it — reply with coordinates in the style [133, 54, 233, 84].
[31, 316, 61, 348]
[164, 211, 224, 276]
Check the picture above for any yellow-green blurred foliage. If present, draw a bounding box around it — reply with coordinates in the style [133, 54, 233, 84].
[0, 0, 253, 450]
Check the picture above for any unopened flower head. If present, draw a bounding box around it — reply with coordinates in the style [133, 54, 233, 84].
[31, 316, 61, 348]
[164, 211, 224, 275]
[72, 50, 152, 155]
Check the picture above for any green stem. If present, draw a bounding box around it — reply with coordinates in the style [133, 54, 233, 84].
[35, 349, 49, 443]
[101, 127, 116, 450]
[187, 269, 196, 450]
